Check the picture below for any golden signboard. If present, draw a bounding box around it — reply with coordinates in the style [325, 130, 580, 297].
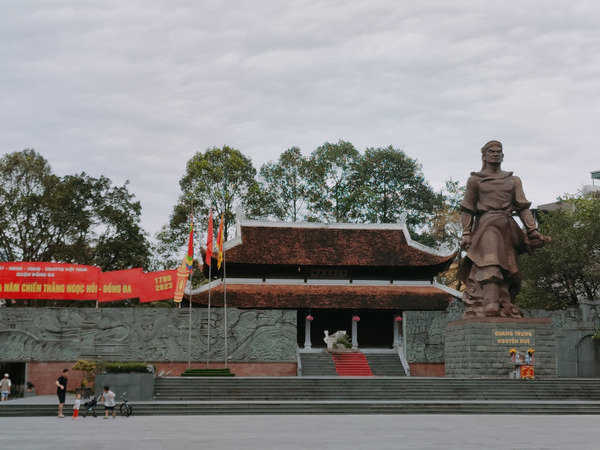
[492, 329, 535, 346]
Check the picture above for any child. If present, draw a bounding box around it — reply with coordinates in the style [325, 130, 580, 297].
[73, 393, 81, 419]
[101, 385, 116, 419]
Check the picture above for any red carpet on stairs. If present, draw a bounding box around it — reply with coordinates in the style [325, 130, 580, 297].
[332, 352, 373, 376]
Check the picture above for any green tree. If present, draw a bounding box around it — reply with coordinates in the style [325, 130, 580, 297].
[429, 179, 464, 249]
[431, 179, 465, 290]
[0, 149, 150, 270]
[306, 140, 362, 222]
[256, 147, 310, 222]
[518, 193, 600, 310]
[156, 146, 259, 270]
[354, 146, 443, 243]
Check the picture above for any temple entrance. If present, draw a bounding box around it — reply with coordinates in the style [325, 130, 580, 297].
[0, 362, 26, 398]
[297, 309, 396, 349]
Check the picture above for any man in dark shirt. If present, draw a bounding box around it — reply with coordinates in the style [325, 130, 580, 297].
[55, 369, 69, 418]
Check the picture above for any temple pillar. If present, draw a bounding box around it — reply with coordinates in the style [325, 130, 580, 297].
[351, 319, 358, 349]
[304, 316, 312, 349]
[393, 315, 401, 347]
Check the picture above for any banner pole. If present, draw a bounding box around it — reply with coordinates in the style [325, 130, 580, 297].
[187, 207, 194, 370]
[223, 249, 227, 368]
[207, 263, 212, 368]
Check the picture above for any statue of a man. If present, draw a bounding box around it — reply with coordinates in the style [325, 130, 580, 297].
[458, 140, 550, 318]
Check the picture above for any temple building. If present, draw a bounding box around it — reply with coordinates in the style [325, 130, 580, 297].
[194, 217, 460, 352]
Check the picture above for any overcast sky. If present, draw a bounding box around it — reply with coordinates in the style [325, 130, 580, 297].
[2, 0, 599, 238]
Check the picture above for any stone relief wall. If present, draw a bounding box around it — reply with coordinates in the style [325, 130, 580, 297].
[0, 308, 297, 363]
[404, 300, 463, 364]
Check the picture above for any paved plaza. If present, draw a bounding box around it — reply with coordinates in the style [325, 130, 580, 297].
[0, 411, 598, 449]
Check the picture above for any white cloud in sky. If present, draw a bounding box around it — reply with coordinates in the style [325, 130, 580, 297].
[1, 0, 599, 237]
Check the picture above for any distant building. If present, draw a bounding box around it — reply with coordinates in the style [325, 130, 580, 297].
[536, 170, 600, 214]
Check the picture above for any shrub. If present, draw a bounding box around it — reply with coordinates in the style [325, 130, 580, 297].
[103, 362, 156, 373]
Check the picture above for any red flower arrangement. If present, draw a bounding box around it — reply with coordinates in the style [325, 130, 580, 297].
[306, 314, 313, 321]
[352, 315, 360, 322]
[395, 316, 403, 322]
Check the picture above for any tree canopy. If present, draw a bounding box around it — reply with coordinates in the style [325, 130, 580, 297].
[255, 147, 310, 222]
[154, 146, 259, 270]
[0, 149, 150, 271]
[161, 142, 455, 268]
[305, 140, 362, 222]
[517, 193, 600, 309]
[354, 146, 443, 239]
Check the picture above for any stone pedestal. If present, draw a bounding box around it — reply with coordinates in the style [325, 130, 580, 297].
[95, 373, 154, 401]
[445, 317, 556, 378]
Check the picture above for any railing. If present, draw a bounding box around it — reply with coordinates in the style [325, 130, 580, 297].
[296, 347, 302, 377]
[396, 346, 411, 376]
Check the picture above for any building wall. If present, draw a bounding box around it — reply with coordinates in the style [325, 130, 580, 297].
[24, 361, 296, 396]
[409, 363, 445, 377]
[27, 362, 86, 397]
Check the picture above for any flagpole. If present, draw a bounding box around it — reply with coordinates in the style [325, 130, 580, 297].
[188, 207, 194, 370]
[188, 272, 192, 369]
[223, 245, 227, 368]
[204, 209, 214, 369]
[207, 263, 212, 368]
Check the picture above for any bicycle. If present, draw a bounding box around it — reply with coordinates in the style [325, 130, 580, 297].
[119, 392, 133, 417]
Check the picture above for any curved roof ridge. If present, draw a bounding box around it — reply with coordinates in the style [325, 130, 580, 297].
[233, 212, 455, 258]
[199, 214, 457, 268]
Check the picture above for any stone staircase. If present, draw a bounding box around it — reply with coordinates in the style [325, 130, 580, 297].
[150, 377, 600, 414]
[299, 352, 338, 376]
[332, 353, 373, 376]
[364, 353, 406, 376]
[300, 351, 406, 377]
[3, 378, 600, 416]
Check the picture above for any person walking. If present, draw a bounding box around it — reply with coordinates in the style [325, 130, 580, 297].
[1, 374, 11, 401]
[55, 369, 69, 418]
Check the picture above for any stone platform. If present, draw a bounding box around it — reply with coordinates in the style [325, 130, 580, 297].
[445, 317, 556, 377]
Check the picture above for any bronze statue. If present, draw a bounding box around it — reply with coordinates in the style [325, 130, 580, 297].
[458, 140, 550, 318]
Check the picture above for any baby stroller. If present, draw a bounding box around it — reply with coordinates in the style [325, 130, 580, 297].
[82, 394, 102, 418]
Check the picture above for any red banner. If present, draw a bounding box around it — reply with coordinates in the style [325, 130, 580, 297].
[139, 269, 177, 303]
[0, 262, 177, 303]
[97, 268, 144, 302]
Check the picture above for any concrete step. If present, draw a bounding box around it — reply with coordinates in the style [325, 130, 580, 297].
[151, 377, 600, 402]
[365, 353, 406, 376]
[5, 377, 600, 417]
[299, 353, 337, 376]
[332, 353, 373, 376]
[3, 400, 600, 417]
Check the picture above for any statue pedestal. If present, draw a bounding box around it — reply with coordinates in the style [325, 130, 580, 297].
[444, 317, 556, 378]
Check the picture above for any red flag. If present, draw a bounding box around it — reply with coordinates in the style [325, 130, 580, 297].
[216, 213, 224, 269]
[205, 210, 213, 265]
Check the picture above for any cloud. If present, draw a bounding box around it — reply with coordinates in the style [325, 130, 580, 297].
[1, 0, 599, 236]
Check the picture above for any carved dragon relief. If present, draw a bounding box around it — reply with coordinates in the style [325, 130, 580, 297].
[0, 308, 297, 362]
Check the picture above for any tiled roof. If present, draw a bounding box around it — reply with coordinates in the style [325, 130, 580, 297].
[189, 282, 456, 310]
[209, 220, 456, 267]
